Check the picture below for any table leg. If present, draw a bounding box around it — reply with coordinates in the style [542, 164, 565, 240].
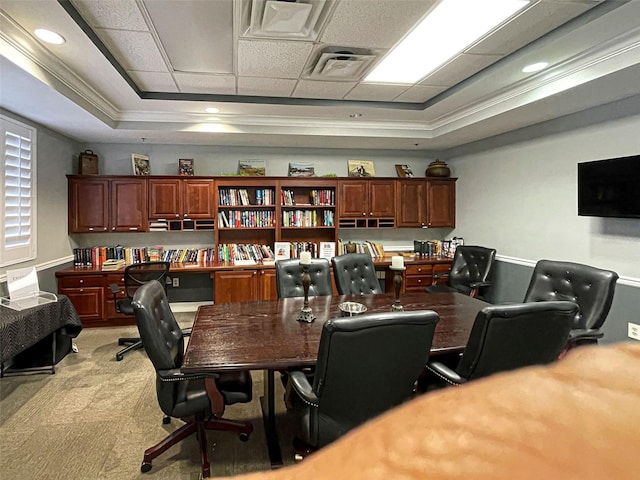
[260, 369, 283, 468]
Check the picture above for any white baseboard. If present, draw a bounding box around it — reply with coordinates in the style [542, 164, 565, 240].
[169, 301, 213, 312]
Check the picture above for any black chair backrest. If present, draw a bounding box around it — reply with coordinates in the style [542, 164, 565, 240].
[275, 258, 333, 298]
[331, 253, 382, 295]
[131, 280, 185, 415]
[523, 260, 618, 330]
[456, 301, 578, 381]
[448, 245, 496, 295]
[123, 261, 170, 298]
[311, 310, 439, 446]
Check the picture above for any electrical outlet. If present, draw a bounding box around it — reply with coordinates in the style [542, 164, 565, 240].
[172, 277, 179, 288]
[629, 322, 640, 341]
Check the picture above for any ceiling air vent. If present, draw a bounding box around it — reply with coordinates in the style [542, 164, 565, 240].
[309, 50, 376, 81]
[241, 0, 334, 40]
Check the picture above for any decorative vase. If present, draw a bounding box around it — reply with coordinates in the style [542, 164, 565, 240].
[425, 160, 450, 177]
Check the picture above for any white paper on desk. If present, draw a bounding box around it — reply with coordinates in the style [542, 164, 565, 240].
[6, 266, 39, 299]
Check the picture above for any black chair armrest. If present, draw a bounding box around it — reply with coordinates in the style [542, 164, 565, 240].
[109, 283, 120, 297]
[289, 370, 319, 407]
[568, 328, 604, 342]
[426, 361, 467, 386]
[432, 271, 450, 286]
[157, 368, 219, 382]
[469, 281, 491, 289]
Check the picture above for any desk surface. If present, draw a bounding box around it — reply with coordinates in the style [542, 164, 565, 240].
[182, 292, 487, 373]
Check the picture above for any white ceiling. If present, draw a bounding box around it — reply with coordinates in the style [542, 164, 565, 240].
[1, 0, 639, 153]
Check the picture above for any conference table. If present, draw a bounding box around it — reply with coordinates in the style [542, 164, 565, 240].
[182, 291, 488, 468]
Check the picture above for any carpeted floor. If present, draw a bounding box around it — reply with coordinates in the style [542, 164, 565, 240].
[0, 313, 298, 479]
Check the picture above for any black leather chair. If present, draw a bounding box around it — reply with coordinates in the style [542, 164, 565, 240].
[524, 259, 618, 346]
[289, 310, 439, 454]
[275, 258, 333, 298]
[426, 245, 496, 298]
[131, 280, 253, 478]
[109, 261, 176, 361]
[423, 301, 578, 390]
[331, 253, 382, 295]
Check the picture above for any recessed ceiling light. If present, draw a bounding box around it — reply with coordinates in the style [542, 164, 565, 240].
[365, 0, 529, 84]
[34, 28, 65, 45]
[522, 62, 549, 73]
[205, 107, 220, 114]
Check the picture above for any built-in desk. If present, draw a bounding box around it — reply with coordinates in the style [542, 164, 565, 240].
[55, 256, 452, 327]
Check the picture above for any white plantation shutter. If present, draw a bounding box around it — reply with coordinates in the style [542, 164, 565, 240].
[1, 115, 36, 266]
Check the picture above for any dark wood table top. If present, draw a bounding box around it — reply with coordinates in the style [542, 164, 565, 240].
[182, 292, 487, 374]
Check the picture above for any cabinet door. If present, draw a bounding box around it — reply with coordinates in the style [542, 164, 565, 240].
[68, 178, 109, 233]
[214, 270, 259, 303]
[59, 287, 104, 322]
[148, 179, 182, 219]
[395, 180, 425, 227]
[111, 178, 147, 232]
[426, 180, 456, 227]
[183, 179, 215, 218]
[338, 180, 369, 216]
[259, 269, 277, 300]
[369, 180, 396, 217]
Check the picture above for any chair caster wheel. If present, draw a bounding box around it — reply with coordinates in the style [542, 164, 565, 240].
[239, 433, 250, 442]
[162, 416, 171, 424]
[141, 462, 152, 473]
[116, 354, 123, 361]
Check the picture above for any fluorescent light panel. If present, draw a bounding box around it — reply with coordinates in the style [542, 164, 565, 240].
[365, 0, 529, 84]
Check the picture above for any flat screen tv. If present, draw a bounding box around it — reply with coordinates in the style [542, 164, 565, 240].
[578, 155, 640, 218]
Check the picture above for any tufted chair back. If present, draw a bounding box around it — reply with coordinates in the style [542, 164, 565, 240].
[524, 260, 618, 330]
[331, 253, 382, 295]
[448, 246, 496, 295]
[304, 310, 439, 447]
[275, 258, 333, 298]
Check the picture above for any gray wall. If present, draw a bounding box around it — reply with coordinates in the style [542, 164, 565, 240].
[448, 113, 640, 343]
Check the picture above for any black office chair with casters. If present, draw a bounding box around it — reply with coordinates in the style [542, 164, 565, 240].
[524, 259, 618, 347]
[331, 253, 382, 295]
[275, 258, 333, 298]
[131, 280, 253, 478]
[109, 261, 173, 361]
[425, 245, 496, 299]
[422, 301, 578, 391]
[288, 310, 439, 456]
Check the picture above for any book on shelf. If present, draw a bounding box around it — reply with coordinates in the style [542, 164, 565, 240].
[101, 259, 126, 271]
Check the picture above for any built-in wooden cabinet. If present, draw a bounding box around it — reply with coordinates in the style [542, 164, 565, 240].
[213, 268, 277, 304]
[395, 178, 456, 228]
[68, 177, 147, 233]
[400, 262, 452, 293]
[56, 274, 104, 324]
[338, 179, 396, 228]
[148, 178, 215, 220]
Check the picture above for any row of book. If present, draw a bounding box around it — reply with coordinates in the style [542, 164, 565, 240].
[218, 188, 276, 206]
[281, 189, 335, 206]
[281, 209, 334, 227]
[216, 244, 275, 263]
[73, 246, 161, 267]
[217, 210, 276, 228]
[336, 240, 386, 258]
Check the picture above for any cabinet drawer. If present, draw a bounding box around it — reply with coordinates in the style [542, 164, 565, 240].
[405, 275, 432, 288]
[59, 287, 104, 321]
[57, 275, 104, 288]
[405, 264, 433, 276]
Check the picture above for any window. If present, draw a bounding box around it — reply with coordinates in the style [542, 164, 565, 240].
[1, 115, 36, 267]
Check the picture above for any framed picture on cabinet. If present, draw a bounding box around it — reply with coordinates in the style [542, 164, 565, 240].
[131, 154, 150, 175]
[395, 164, 414, 177]
[288, 162, 315, 177]
[238, 159, 266, 176]
[348, 160, 375, 177]
[179, 158, 194, 176]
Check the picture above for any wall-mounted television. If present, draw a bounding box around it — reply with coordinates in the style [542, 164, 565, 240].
[578, 155, 640, 218]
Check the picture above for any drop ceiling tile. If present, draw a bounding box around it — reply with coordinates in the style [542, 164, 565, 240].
[394, 85, 447, 103]
[71, 0, 148, 30]
[174, 73, 236, 94]
[95, 29, 167, 71]
[238, 40, 313, 78]
[467, 1, 595, 55]
[128, 71, 178, 92]
[345, 83, 409, 101]
[293, 79, 356, 99]
[420, 54, 503, 87]
[319, 0, 436, 49]
[237, 77, 297, 97]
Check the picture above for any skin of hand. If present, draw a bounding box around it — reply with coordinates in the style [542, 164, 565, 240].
[229, 342, 640, 480]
